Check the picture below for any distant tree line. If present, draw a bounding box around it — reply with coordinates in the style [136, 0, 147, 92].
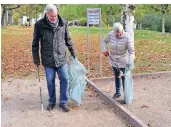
[1, 4, 171, 33]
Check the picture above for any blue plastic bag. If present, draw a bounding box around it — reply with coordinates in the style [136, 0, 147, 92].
[68, 56, 88, 105]
[124, 66, 133, 104]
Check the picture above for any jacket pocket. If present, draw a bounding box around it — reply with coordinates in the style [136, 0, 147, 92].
[58, 43, 67, 55]
[41, 31, 52, 46]
[41, 56, 53, 66]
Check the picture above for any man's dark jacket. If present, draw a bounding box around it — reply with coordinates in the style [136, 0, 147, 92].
[32, 14, 75, 67]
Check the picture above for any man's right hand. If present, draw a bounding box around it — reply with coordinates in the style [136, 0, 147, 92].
[35, 63, 40, 67]
[103, 52, 109, 57]
[71, 52, 76, 59]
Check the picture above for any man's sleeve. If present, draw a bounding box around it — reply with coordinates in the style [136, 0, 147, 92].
[32, 22, 40, 65]
[64, 24, 75, 56]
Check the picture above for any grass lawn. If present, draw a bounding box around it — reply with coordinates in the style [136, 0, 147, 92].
[1, 26, 171, 79]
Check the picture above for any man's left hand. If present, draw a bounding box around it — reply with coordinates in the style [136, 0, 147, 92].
[71, 52, 76, 58]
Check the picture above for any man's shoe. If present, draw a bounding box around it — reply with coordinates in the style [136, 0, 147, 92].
[59, 104, 70, 112]
[47, 103, 55, 111]
[112, 93, 121, 99]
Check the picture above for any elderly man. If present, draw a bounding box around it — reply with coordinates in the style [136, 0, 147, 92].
[101, 22, 135, 99]
[32, 4, 76, 112]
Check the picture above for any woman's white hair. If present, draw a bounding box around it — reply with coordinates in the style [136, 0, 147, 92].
[45, 4, 58, 12]
[113, 22, 124, 33]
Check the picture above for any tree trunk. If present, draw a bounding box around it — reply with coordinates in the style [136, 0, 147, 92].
[140, 22, 142, 30]
[113, 18, 115, 25]
[8, 10, 13, 25]
[1, 5, 21, 26]
[106, 17, 109, 27]
[1, 8, 6, 26]
[121, 4, 127, 31]
[123, 4, 135, 42]
[162, 14, 165, 35]
[36, 9, 37, 22]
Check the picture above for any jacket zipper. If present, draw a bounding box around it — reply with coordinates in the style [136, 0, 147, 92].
[52, 30, 56, 66]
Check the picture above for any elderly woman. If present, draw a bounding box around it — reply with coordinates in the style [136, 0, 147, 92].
[101, 22, 135, 99]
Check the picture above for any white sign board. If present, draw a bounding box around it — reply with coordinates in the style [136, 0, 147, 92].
[87, 8, 101, 25]
[86, 8, 102, 76]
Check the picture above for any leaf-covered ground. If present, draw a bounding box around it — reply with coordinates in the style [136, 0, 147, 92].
[1, 26, 171, 79]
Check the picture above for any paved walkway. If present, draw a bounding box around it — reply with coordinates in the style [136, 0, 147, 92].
[2, 77, 128, 127]
[93, 73, 171, 127]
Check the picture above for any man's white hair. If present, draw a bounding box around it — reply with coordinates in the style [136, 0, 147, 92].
[45, 4, 57, 12]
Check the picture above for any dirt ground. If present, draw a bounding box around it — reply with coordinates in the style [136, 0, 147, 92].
[1, 76, 130, 127]
[93, 73, 171, 127]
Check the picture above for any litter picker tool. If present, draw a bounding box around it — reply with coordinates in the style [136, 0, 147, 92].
[108, 55, 124, 78]
[37, 65, 43, 111]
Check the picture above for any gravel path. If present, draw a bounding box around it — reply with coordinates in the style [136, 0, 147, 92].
[94, 74, 171, 127]
[2, 77, 128, 127]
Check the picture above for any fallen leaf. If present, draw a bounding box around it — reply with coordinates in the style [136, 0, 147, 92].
[94, 93, 99, 97]
[70, 105, 79, 110]
[47, 111, 54, 117]
[20, 109, 24, 112]
[3, 97, 12, 102]
[103, 85, 112, 93]
[147, 120, 152, 127]
[126, 124, 133, 127]
[141, 105, 149, 108]
[84, 88, 88, 91]
[94, 107, 99, 110]
[17, 84, 21, 89]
